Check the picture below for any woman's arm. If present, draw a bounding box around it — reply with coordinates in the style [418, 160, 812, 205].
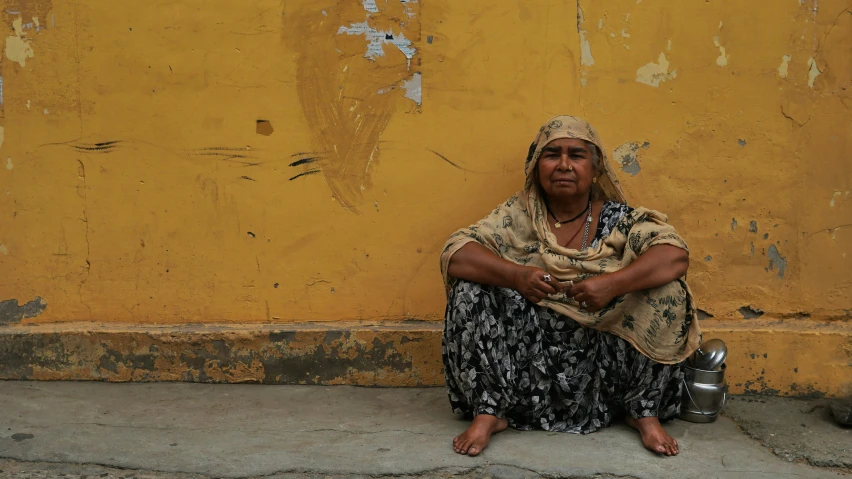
[569, 244, 689, 311]
[448, 243, 559, 303]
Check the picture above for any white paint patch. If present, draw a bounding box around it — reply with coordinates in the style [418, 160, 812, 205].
[361, 0, 379, 13]
[577, 7, 594, 67]
[807, 56, 821, 88]
[598, 18, 603, 29]
[777, 55, 791, 78]
[402, 72, 421, 105]
[43, 108, 48, 114]
[830, 191, 841, 207]
[0, 126, 4, 150]
[0, 244, 8, 255]
[6, 17, 35, 67]
[337, 22, 416, 67]
[33, 16, 40, 32]
[26, 99, 30, 110]
[718, 21, 723, 29]
[636, 53, 676, 87]
[5, 157, 12, 170]
[322, 10, 327, 16]
[667, 39, 672, 51]
[621, 29, 630, 38]
[0, 77, 4, 105]
[714, 36, 728, 67]
[579, 31, 594, 66]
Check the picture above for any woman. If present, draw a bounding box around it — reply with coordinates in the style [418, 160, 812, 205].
[440, 116, 701, 457]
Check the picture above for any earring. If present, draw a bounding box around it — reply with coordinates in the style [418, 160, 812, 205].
[592, 177, 598, 183]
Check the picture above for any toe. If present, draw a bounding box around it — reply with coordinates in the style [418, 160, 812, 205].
[468, 446, 480, 456]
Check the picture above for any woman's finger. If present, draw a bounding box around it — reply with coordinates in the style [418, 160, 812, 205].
[535, 279, 559, 296]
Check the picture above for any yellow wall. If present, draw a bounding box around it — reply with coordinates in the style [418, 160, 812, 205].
[0, 0, 849, 326]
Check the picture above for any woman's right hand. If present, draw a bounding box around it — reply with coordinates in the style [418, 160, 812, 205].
[512, 266, 560, 303]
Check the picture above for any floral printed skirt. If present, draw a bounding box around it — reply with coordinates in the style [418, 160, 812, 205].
[442, 279, 684, 434]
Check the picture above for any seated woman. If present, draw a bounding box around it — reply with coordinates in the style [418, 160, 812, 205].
[440, 116, 702, 457]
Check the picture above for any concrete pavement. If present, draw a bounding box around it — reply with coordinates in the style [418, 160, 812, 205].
[0, 381, 848, 479]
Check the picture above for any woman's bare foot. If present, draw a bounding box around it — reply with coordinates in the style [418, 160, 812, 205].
[452, 414, 508, 456]
[625, 416, 679, 456]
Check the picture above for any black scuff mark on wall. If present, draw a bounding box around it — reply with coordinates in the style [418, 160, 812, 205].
[289, 170, 321, 181]
[697, 309, 714, 320]
[0, 297, 47, 325]
[749, 221, 758, 233]
[288, 157, 318, 167]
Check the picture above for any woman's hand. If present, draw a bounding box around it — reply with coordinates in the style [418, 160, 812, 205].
[512, 266, 560, 303]
[566, 275, 620, 312]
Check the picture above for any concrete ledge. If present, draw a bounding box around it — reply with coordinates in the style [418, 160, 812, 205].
[0, 320, 849, 396]
[0, 321, 443, 387]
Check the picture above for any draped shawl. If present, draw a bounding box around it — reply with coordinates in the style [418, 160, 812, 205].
[440, 116, 701, 364]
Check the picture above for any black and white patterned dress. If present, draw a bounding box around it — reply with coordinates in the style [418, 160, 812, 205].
[442, 201, 684, 434]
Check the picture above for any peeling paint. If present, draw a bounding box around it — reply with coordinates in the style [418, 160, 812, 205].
[0, 297, 47, 325]
[767, 245, 787, 279]
[635, 53, 676, 87]
[738, 139, 747, 147]
[807, 57, 821, 88]
[577, 7, 594, 67]
[5, 17, 35, 67]
[337, 22, 416, 67]
[613, 141, 648, 176]
[402, 72, 421, 105]
[731, 218, 738, 231]
[5, 157, 12, 170]
[749, 221, 758, 233]
[0, 244, 7, 255]
[830, 191, 840, 207]
[778, 55, 791, 78]
[713, 36, 728, 67]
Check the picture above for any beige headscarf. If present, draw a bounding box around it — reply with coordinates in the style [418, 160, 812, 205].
[440, 115, 701, 364]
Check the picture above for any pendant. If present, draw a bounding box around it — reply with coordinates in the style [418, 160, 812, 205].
[555, 222, 561, 228]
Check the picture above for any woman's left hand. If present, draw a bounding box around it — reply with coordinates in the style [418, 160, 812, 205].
[566, 275, 620, 312]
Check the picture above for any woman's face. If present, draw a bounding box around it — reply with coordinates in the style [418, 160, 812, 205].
[536, 138, 596, 200]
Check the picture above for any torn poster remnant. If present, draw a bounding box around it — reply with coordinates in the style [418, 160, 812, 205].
[337, 22, 416, 67]
[403, 72, 421, 105]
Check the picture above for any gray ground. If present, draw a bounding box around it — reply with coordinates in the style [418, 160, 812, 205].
[0, 381, 848, 479]
[723, 395, 852, 469]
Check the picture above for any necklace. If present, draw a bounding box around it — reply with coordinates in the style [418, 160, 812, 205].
[547, 200, 590, 229]
[579, 205, 593, 250]
[556, 200, 595, 250]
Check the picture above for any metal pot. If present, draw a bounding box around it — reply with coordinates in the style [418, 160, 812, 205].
[680, 363, 727, 423]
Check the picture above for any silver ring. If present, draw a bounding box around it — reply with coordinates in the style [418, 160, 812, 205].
[542, 274, 552, 282]
[581, 301, 588, 308]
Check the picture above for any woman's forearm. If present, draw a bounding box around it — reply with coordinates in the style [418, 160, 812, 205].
[447, 243, 524, 289]
[607, 245, 689, 297]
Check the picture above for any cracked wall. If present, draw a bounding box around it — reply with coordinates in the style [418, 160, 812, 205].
[0, 0, 848, 328]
